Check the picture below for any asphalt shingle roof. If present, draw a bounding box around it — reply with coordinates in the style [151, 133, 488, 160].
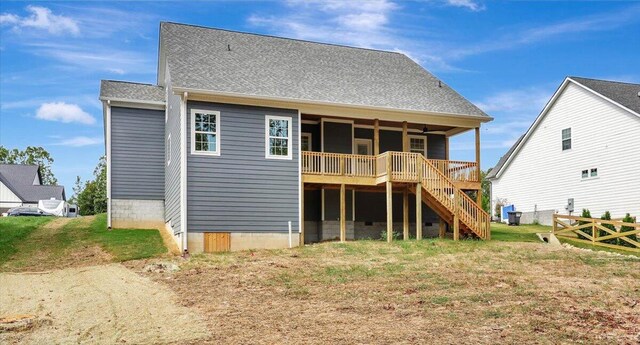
[100, 80, 165, 103]
[570, 77, 640, 115]
[0, 164, 65, 203]
[160, 22, 489, 118]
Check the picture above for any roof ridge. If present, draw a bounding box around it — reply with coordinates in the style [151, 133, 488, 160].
[160, 21, 406, 57]
[569, 76, 640, 87]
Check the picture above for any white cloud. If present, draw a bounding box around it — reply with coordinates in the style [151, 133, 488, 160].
[35, 102, 95, 125]
[475, 87, 552, 114]
[0, 6, 79, 35]
[52, 136, 103, 147]
[446, 0, 485, 12]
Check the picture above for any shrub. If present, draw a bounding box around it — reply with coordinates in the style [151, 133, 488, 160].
[598, 211, 617, 245]
[619, 213, 638, 248]
[577, 209, 592, 240]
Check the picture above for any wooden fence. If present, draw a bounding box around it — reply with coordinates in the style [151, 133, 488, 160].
[552, 214, 640, 252]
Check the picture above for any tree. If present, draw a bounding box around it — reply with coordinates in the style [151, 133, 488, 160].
[619, 213, 637, 248]
[73, 156, 107, 216]
[481, 169, 491, 214]
[577, 209, 592, 240]
[599, 211, 617, 245]
[0, 145, 58, 185]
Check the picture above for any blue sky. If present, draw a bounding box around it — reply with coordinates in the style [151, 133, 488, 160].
[1, 1, 639, 193]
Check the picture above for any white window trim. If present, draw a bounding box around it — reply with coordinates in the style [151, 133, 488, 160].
[561, 128, 572, 151]
[353, 138, 373, 155]
[265, 115, 293, 160]
[408, 134, 427, 156]
[190, 109, 221, 156]
[167, 134, 171, 166]
[301, 132, 312, 151]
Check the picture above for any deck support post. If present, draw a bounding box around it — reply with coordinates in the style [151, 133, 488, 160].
[386, 181, 393, 243]
[439, 218, 446, 239]
[340, 184, 346, 242]
[453, 214, 460, 241]
[475, 127, 482, 207]
[403, 187, 409, 240]
[416, 183, 422, 240]
[374, 119, 380, 155]
[402, 121, 408, 152]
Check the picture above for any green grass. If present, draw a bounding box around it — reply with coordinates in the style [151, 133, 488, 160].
[0, 216, 53, 265]
[65, 214, 167, 261]
[491, 222, 549, 242]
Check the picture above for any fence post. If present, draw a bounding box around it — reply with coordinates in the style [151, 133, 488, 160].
[592, 221, 596, 243]
[552, 214, 557, 234]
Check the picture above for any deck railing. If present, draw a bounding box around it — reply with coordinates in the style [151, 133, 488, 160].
[302, 151, 376, 177]
[429, 159, 479, 182]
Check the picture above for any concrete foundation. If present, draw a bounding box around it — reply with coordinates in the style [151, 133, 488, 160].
[111, 199, 164, 228]
[519, 209, 556, 226]
[187, 232, 301, 253]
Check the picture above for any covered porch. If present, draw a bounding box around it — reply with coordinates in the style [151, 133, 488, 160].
[300, 115, 487, 244]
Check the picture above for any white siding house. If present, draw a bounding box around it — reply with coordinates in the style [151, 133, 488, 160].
[0, 180, 23, 210]
[487, 77, 640, 225]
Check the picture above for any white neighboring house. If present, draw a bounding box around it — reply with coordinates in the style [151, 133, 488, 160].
[487, 77, 640, 225]
[0, 164, 66, 214]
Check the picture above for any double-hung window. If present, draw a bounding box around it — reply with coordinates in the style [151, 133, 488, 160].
[409, 136, 427, 156]
[561, 128, 571, 151]
[265, 115, 292, 159]
[191, 109, 220, 155]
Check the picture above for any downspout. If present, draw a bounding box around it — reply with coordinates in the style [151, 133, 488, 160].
[180, 92, 188, 252]
[106, 100, 112, 229]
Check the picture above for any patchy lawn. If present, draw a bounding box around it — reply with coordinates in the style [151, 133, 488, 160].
[141, 238, 640, 344]
[490, 222, 547, 242]
[0, 214, 167, 272]
[0, 216, 53, 265]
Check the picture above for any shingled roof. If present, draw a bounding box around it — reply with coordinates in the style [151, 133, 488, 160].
[569, 77, 640, 115]
[0, 164, 65, 203]
[158, 22, 489, 118]
[100, 80, 165, 104]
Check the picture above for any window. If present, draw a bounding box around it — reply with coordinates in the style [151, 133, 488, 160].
[590, 168, 598, 177]
[301, 133, 312, 151]
[167, 134, 171, 166]
[562, 128, 571, 151]
[191, 110, 220, 155]
[265, 115, 292, 159]
[409, 135, 427, 156]
[582, 168, 598, 179]
[354, 138, 372, 155]
[581, 170, 588, 178]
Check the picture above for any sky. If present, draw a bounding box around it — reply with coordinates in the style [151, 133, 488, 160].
[1, 1, 639, 194]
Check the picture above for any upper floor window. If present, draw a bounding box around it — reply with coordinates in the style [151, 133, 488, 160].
[590, 168, 598, 177]
[301, 133, 312, 151]
[561, 128, 571, 151]
[191, 109, 220, 156]
[581, 169, 588, 178]
[265, 115, 292, 159]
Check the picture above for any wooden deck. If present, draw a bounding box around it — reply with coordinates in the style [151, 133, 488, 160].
[301, 151, 490, 242]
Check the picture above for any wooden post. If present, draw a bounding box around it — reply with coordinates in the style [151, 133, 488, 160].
[416, 183, 422, 240]
[300, 181, 305, 246]
[475, 127, 482, 206]
[552, 214, 556, 233]
[386, 181, 393, 243]
[403, 188, 409, 240]
[439, 218, 446, 239]
[374, 119, 380, 155]
[453, 214, 460, 241]
[445, 136, 450, 160]
[340, 184, 346, 242]
[402, 121, 408, 152]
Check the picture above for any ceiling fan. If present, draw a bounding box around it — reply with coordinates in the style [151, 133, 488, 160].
[421, 125, 446, 135]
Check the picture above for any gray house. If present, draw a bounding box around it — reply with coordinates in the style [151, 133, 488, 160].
[100, 22, 492, 253]
[0, 164, 66, 213]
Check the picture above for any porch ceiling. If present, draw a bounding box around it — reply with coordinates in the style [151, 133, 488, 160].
[302, 114, 455, 133]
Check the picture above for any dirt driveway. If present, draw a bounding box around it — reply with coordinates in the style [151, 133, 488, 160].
[0, 264, 209, 345]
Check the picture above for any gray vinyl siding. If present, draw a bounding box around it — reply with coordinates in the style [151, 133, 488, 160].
[111, 106, 164, 200]
[427, 134, 446, 159]
[165, 69, 181, 232]
[186, 101, 299, 233]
